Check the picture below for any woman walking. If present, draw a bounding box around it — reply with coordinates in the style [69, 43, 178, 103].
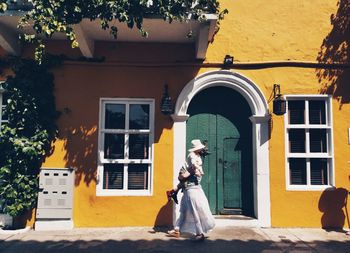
[168, 139, 215, 241]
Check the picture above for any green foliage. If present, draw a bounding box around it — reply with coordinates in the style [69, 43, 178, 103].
[5, 0, 227, 61]
[0, 58, 59, 217]
[0, 1, 7, 13]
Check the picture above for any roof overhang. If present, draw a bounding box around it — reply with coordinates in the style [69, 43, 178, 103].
[0, 13, 217, 59]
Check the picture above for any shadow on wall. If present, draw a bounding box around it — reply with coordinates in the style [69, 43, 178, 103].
[59, 114, 173, 187]
[318, 187, 349, 230]
[316, 0, 350, 109]
[153, 201, 173, 230]
[60, 125, 98, 187]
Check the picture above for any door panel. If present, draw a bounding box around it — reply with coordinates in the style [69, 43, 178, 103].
[216, 114, 240, 214]
[223, 137, 241, 212]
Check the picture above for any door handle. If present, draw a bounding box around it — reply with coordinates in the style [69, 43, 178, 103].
[219, 159, 228, 164]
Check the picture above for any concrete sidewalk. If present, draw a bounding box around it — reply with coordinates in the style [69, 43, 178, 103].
[0, 226, 349, 253]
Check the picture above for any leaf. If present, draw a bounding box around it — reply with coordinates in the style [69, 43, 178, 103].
[71, 40, 79, 48]
[0, 3, 7, 13]
[74, 6, 81, 13]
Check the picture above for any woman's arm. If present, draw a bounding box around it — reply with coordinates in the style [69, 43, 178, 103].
[178, 170, 191, 181]
[189, 153, 203, 176]
[178, 165, 195, 181]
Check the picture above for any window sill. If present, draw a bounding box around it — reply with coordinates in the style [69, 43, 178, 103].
[287, 153, 332, 158]
[96, 189, 152, 197]
[286, 185, 335, 191]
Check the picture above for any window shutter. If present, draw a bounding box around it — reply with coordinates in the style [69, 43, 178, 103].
[309, 129, 327, 153]
[288, 100, 305, 124]
[103, 164, 124, 189]
[289, 158, 306, 185]
[310, 159, 328, 185]
[309, 101, 326, 124]
[128, 164, 148, 190]
[289, 129, 306, 153]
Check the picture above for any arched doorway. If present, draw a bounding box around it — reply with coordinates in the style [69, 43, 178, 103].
[186, 86, 254, 216]
[172, 70, 271, 227]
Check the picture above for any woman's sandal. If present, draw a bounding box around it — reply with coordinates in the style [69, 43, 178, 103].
[194, 233, 205, 241]
[167, 229, 180, 238]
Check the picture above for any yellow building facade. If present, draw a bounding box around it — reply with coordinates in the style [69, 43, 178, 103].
[0, 1, 349, 228]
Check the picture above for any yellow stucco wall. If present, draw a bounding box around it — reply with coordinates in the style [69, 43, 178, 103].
[205, 0, 349, 228]
[39, 0, 350, 228]
[41, 46, 201, 227]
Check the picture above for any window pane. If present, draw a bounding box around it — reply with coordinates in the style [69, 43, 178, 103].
[288, 100, 305, 124]
[129, 104, 149, 129]
[2, 92, 8, 105]
[103, 164, 124, 189]
[104, 134, 124, 159]
[1, 92, 8, 122]
[310, 159, 328, 185]
[289, 158, 306, 185]
[105, 104, 125, 129]
[289, 129, 305, 153]
[309, 100, 326, 125]
[129, 134, 149, 159]
[310, 129, 327, 153]
[128, 164, 148, 190]
[1, 107, 7, 121]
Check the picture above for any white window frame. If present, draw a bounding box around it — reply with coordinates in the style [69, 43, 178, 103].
[96, 98, 155, 196]
[284, 95, 335, 191]
[0, 81, 6, 214]
[0, 81, 7, 128]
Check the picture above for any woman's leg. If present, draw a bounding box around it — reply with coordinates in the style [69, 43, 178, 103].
[167, 189, 188, 237]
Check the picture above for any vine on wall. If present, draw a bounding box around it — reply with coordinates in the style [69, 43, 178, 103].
[0, 57, 60, 217]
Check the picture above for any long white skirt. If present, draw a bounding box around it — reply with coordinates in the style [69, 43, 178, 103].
[175, 185, 215, 234]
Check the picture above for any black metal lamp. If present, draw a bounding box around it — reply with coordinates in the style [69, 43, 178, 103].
[160, 84, 173, 115]
[223, 55, 234, 69]
[272, 84, 286, 115]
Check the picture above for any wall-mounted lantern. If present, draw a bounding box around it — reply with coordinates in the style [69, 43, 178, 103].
[160, 84, 173, 115]
[272, 84, 286, 115]
[223, 55, 234, 69]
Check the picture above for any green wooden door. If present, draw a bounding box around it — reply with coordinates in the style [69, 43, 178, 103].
[186, 87, 254, 216]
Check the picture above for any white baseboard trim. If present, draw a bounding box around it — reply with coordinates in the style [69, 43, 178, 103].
[214, 217, 260, 227]
[35, 220, 74, 231]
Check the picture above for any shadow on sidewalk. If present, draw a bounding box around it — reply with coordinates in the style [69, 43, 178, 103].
[0, 237, 349, 253]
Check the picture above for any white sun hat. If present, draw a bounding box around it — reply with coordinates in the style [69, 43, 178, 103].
[188, 139, 206, 152]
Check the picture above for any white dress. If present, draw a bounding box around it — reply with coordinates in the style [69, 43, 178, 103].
[175, 152, 215, 235]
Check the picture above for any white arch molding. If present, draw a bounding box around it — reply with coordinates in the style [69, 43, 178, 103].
[171, 70, 271, 227]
